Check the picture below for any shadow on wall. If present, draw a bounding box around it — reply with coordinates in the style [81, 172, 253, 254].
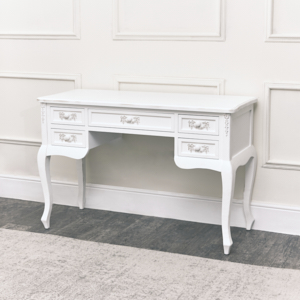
[48, 134, 246, 199]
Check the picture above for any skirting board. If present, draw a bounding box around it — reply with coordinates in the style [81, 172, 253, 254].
[1, 174, 300, 236]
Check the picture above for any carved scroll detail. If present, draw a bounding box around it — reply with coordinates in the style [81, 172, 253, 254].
[188, 144, 209, 154]
[188, 120, 209, 130]
[120, 116, 140, 124]
[224, 114, 230, 137]
[59, 111, 77, 121]
[41, 104, 46, 124]
[59, 133, 77, 143]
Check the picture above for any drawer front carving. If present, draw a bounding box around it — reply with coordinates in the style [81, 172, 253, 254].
[178, 115, 219, 135]
[178, 138, 219, 159]
[89, 109, 174, 132]
[50, 107, 85, 126]
[51, 129, 86, 147]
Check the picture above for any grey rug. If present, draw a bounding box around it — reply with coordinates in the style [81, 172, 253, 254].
[0, 228, 299, 300]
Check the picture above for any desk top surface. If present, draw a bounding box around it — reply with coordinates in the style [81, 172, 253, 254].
[38, 89, 257, 114]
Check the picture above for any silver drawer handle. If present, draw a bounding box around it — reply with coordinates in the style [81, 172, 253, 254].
[120, 116, 140, 124]
[59, 112, 77, 121]
[188, 144, 209, 154]
[59, 133, 77, 143]
[188, 120, 209, 130]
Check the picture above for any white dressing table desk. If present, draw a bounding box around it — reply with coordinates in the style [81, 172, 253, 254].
[37, 89, 257, 254]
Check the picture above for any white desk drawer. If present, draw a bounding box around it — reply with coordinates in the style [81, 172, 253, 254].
[178, 115, 219, 135]
[178, 138, 219, 159]
[50, 129, 86, 147]
[89, 109, 174, 132]
[50, 107, 85, 126]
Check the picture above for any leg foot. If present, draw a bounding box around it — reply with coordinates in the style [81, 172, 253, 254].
[221, 162, 236, 255]
[223, 244, 232, 255]
[246, 219, 255, 231]
[38, 146, 53, 229]
[41, 218, 50, 229]
[244, 154, 257, 230]
[77, 157, 86, 210]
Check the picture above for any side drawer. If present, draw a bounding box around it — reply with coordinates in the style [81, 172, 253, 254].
[89, 109, 174, 132]
[178, 114, 219, 135]
[50, 129, 86, 148]
[178, 138, 219, 159]
[50, 107, 85, 126]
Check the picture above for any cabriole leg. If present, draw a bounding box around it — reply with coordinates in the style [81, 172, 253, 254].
[38, 146, 53, 229]
[243, 154, 257, 230]
[77, 157, 86, 209]
[221, 162, 236, 255]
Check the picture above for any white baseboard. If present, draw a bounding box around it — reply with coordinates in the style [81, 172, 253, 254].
[1, 174, 300, 236]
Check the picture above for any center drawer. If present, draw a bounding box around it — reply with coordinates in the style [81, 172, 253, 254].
[89, 109, 174, 132]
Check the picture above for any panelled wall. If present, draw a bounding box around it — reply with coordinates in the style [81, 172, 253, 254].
[1, 0, 300, 230]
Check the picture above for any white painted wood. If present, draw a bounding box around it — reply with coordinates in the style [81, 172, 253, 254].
[88, 125, 175, 138]
[50, 124, 88, 132]
[77, 158, 86, 209]
[37, 146, 52, 229]
[244, 156, 257, 230]
[37, 90, 256, 254]
[230, 110, 251, 157]
[38, 89, 257, 114]
[50, 107, 85, 126]
[113, 0, 225, 41]
[50, 129, 86, 148]
[46, 146, 89, 160]
[40, 103, 48, 145]
[178, 115, 219, 136]
[218, 114, 231, 161]
[2, 174, 300, 237]
[89, 109, 175, 132]
[177, 133, 223, 141]
[0, 0, 80, 39]
[178, 138, 219, 159]
[174, 156, 222, 172]
[221, 161, 235, 255]
[113, 75, 225, 95]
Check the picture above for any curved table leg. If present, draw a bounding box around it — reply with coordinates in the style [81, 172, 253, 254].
[38, 146, 53, 229]
[221, 162, 236, 255]
[243, 154, 257, 230]
[77, 157, 86, 210]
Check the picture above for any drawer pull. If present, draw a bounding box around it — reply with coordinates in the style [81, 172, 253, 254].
[188, 144, 209, 154]
[188, 120, 209, 130]
[59, 111, 77, 121]
[59, 133, 77, 143]
[120, 116, 140, 125]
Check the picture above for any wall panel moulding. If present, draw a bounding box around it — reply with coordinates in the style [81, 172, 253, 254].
[263, 82, 300, 170]
[266, 0, 300, 42]
[0, 72, 81, 146]
[113, 75, 225, 95]
[0, 0, 80, 39]
[113, 0, 225, 41]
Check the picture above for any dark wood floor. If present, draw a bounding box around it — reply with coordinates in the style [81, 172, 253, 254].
[1, 197, 300, 270]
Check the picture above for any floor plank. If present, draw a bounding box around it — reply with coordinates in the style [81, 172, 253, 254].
[1, 197, 300, 270]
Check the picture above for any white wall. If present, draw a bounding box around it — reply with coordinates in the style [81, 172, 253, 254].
[1, 0, 300, 222]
